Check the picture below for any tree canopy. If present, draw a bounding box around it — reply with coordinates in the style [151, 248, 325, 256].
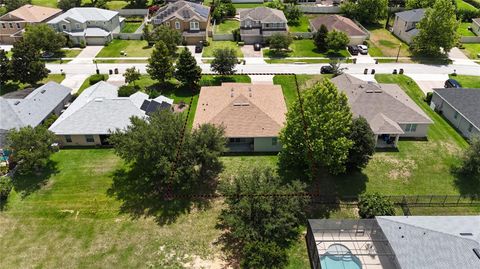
[151, 25, 183, 56]
[210, 48, 237, 75]
[313, 24, 329, 51]
[174, 47, 202, 88]
[0, 50, 11, 85]
[341, 0, 388, 24]
[279, 79, 353, 178]
[58, 0, 82, 11]
[123, 66, 141, 85]
[347, 117, 376, 170]
[10, 40, 49, 85]
[358, 193, 395, 218]
[325, 30, 350, 51]
[147, 41, 174, 84]
[454, 136, 480, 177]
[268, 33, 293, 52]
[284, 4, 302, 25]
[6, 0, 31, 11]
[23, 24, 66, 54]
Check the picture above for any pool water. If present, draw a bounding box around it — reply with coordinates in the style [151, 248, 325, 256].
[320, 244, 362, 269]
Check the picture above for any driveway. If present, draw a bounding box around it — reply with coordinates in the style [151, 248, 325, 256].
[448, 47, 476, 66]
[69, 46, 104, 64]
[249, 75, 274, 84]
[106, 74, 126, 87]
[61, 74, 89, 94]
[241, 45, 262, 58]
[406, 73, 449, 95]
[353, 53, 376, 64]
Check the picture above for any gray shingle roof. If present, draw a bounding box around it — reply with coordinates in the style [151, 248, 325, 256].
[433, 88, 480, 130]
[395, 8, 426, 22]
[153, 1, 209, 23]
[377, 216, 480, 269]
[240, 7, 287, 24]
[48, 7, 118, 24]
[331, 74, 432, 134]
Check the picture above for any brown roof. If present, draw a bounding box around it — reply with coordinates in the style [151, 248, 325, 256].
[193, 83, 287, 137]
[309, 15, 367, 36]
[0, 5, 61, 23]
[473, 18, 480, 25]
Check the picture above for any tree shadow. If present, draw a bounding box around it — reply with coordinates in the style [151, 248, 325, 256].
[0, 82, 23, 96]
[11, 160, 59, 198]
[452, 168, 480, 198]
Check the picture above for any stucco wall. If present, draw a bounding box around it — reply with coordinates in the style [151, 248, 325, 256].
[254, 137, 282, 152]
[398, 123, 430, 138]
[392, 16, 416, 44]
[57, 134, 102, 146]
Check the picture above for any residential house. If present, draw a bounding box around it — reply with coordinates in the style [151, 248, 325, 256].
[307, 216, 480, 269]
[49, 81, 173, 146]
[309, 15, 369, 45]
[0, 4, 62, 45]
[239, 7, 288, 44]
[193, 83, 287, 152]
[331, 74, 433, 148]
[0, 82, 72, 147]
[392, 8, 425, 44]
[47, 8, 123, 46]
[431, 88, 480, 139]
[472, 18, 480, 36]
[151, 1, 209, 45]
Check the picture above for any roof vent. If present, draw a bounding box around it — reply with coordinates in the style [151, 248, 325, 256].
[94, 98, 104, 102]
[41, 90, 46, 94]
[14, 101, 20, 105]
[233, 102, 249, 106]
[460, 233, 473, 236]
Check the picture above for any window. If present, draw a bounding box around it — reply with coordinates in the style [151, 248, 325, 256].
[468, 124, 473, 132]
[16, 23, 20, 28]
[272, 137, 278, 146]
[190, 21, 199, 30]
[405, 124, 417, 132]
[62, 24, 67, 30]
[65, 135, 72, 143]
[9, 23, 13, 28]
[165, 21, 170, 26]
[1, 23, 5, 28]
[75, 23, 80, 29]
[175, 21, 180, 29]
[454, 111, 459, 119]
[85, 135, 94, 143]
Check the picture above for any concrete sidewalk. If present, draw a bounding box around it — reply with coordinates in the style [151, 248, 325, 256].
[69, 46, 104, 64]
[61, 74, 89, 94]
[406, 73, 449, 95]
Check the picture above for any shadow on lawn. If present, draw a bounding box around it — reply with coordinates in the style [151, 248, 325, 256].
[11, 160, 59, 198]
[452, 169, 480, 198]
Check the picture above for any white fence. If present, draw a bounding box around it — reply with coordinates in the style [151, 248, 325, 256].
[460, 36, 480, 43]
[299, 5, 341, 13]
[213, 33, 235, 41]
[117, 9, 149, 16]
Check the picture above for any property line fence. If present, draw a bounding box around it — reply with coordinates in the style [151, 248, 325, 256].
[460, 36, 480, 43]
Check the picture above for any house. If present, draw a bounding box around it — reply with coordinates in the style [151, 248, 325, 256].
[309, 15, 369, 45]
[392, 8, 425, 44]
[306, 216, 480, 269]
[239, 7, 288, 44]
[193, 83, 287, 152]
[0, 82, 72, 147]
[47, 8, 123, 46]
[49, 81, 173, 146]
[472, 18, 480, 36]
[331, 74, 433, 148]
[151, 1, 209, 45]
[431, 88, 480, 139]
[0, 4, 62, 45]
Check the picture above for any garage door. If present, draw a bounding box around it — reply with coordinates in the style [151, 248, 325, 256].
[86, 37, 106, 45]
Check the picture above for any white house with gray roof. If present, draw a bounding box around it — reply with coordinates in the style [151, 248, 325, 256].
[431, 88, 480, 139]
[332, 74, 432, 147]
[392, 9, 425, 44]
[0, 82, 72, 147]
[239, 7, 288, 44]
[47, 7, 123, 46]
[49, 81, 173, 146]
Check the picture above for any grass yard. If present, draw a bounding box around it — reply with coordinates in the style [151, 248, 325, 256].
[42, 49, 82, 63]
[96, 40, 153, 57]
[213, 19, 239, 34]
[121, 22, 142, 33]
[31, 0, 130, 9]
[449, 75, 480, 88]
[458, 22, 476, 37]
[288, 15, 316, 33]
[77, 74, 109, 95]
[107, 0, 129, 10]
[264, 39, 350, 58]
[366, 25, 411, 57]
[460, 43, 480, 59]
[232, 3, 265, 8]
[273, 74, 333, 108]
[202, 40, 243, 57]
[456, 0, 478, 10]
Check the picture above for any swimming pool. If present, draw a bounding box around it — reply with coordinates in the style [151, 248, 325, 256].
[320, 244, 362, 269]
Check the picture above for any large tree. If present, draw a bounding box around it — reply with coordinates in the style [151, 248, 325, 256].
[175, 47, 202, 88]
[455, 136, 480, 177]
[411, 0, 459, 56]
[0, 50, 11, 85]
[325, 30, 350, 51]
[313, 24, 329, 51]
[211, 48, 237, 75]
[10, 40, 49, 85]
[6, 126, 57, 174]
[347, 117, 376, 170]
[151, 25, 183, 56]
[6, 0, 31, 11]
[341, 0, 388, 24]
[268, 33, 293, 52]
[217, 166, 309, 267]
[406, 0, 432, 8]
[279, 79, 353, 177]
[147, 41, 174, 84]
[358, 193, 395, 218]
[23, 24, 66, 55]
[58, 0, 82, 11]
[123, 66, 141, 86]
[284, 4, 302, 25]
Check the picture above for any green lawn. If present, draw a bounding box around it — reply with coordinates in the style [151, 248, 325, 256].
[0, 74, 65, 96]
[461, 43, 480, 59]
[456, 0, 478, 10]
[232, 3, 265, 8]
[31, 0, 130, 10]
[449, 75, 480, 88]
[202, 40, 243, 57]
[96, 40, 153, 57]
[458, 22, 476, 37]
[213, 19, 239, 34]
[42, 49, 82, 63]
[121, 22, 142, 33]
[264, 39, 350, 58]
[288, 15, 315, 33]
[77, 74, 109, 95]
[366, 25, 411, 57]
[107, 0, 129, 10]
[273, 74, 333, 109]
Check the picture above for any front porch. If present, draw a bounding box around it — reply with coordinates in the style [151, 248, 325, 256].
[375, 134, 399, 148]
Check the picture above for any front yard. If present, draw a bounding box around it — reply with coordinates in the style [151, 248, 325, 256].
[449, 75, 480, 88]
[457, 22, 477, 37]
[366, 25, 411, 57]
[213, 19, 239, 34]
[96, 40, 153, 57]
[288, 15, 316, 33]
[263, 39, 350, 58]
[460, 43, 480, 59]
[202, 40, 244, 57]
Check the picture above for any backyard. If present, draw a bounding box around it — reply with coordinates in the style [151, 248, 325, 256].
[366, 25, 411, 57]
[213, 19, 239, 34]
[31, 0, 132, 9]
[202, 40, 243, 57]
[96, 40, 153, 57]
[263, 39, 350, 58]
[288, 15, 316, 33]
[121, 22, 142, 33]
[457, 22, 477, 37]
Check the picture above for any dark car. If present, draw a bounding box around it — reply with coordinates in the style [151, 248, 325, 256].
[320, 66, 334, 74]
[254, 43, 262, 51]
[444, 78, 462, 88]
[195, 42, 203, 53]
[347, 45, 358, 55]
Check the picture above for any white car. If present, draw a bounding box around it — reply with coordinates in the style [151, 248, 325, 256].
[357, 45, 368, 55]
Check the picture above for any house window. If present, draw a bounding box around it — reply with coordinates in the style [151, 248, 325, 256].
[175, 21, 180, 29]
[16, 23, 20, 28]
[468, 124, 473, 132]
[62, 24, 67, 30]
[76, 23, 80, 29]
[1, 23, 5, 28]
[272, 137, 278, 146]
[165, 21, 170, 26]
[190, 21, 199, 30]
[405, 124, 417, 132]
[65, 135, 72, 143]
[85, 135, 94, 143]
[9, 23, 13, 28]
[454, 111, 459, 119]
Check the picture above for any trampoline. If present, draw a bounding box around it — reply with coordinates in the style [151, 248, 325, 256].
[320, 244, 362, 269]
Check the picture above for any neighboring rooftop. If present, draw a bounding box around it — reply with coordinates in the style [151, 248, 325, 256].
[0, 4, 61, 22]
[193, 83, 287, 137]
[153, 0, 209, 23]
[395, 8, 426, 22]
[433, 88, 480, 129]
[473, 18, 480, 25]
[309, 15, 367, 36]
[239, 7, 287, 24]
[48, 7, 118, 24]
[331, 74, 432, 134]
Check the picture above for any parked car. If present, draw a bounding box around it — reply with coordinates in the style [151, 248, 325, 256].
[444, 79, 462, 88]
[320, 65, 334, 74]
[254, 43, 262, 51]
[195, 42, 203, 53]
[347, 45, 359, 56]
[357, 44, 368, 55]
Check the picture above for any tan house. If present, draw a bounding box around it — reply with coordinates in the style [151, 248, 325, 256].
[0, 4, 62, 45]
[151, 0, 210, 45]
[332, 74, 433, 148]
[309, 15, 369, 45]
[193, 83, 287, 152]
[392, 8, 425, 44]
[239, 7, 288, 44]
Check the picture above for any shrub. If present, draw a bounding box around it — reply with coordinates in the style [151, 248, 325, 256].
[118, 85, 138, 97]
[89, 74, 106, 85]
[79, 40, 86, 48]
[424, 92, 433, 105]
[456, 9, 480, 22]
[0, 176, 13, 201]
[203, 40, 210, 46]
[358, 193, 395, 218]
[237, 41, 245, 46]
